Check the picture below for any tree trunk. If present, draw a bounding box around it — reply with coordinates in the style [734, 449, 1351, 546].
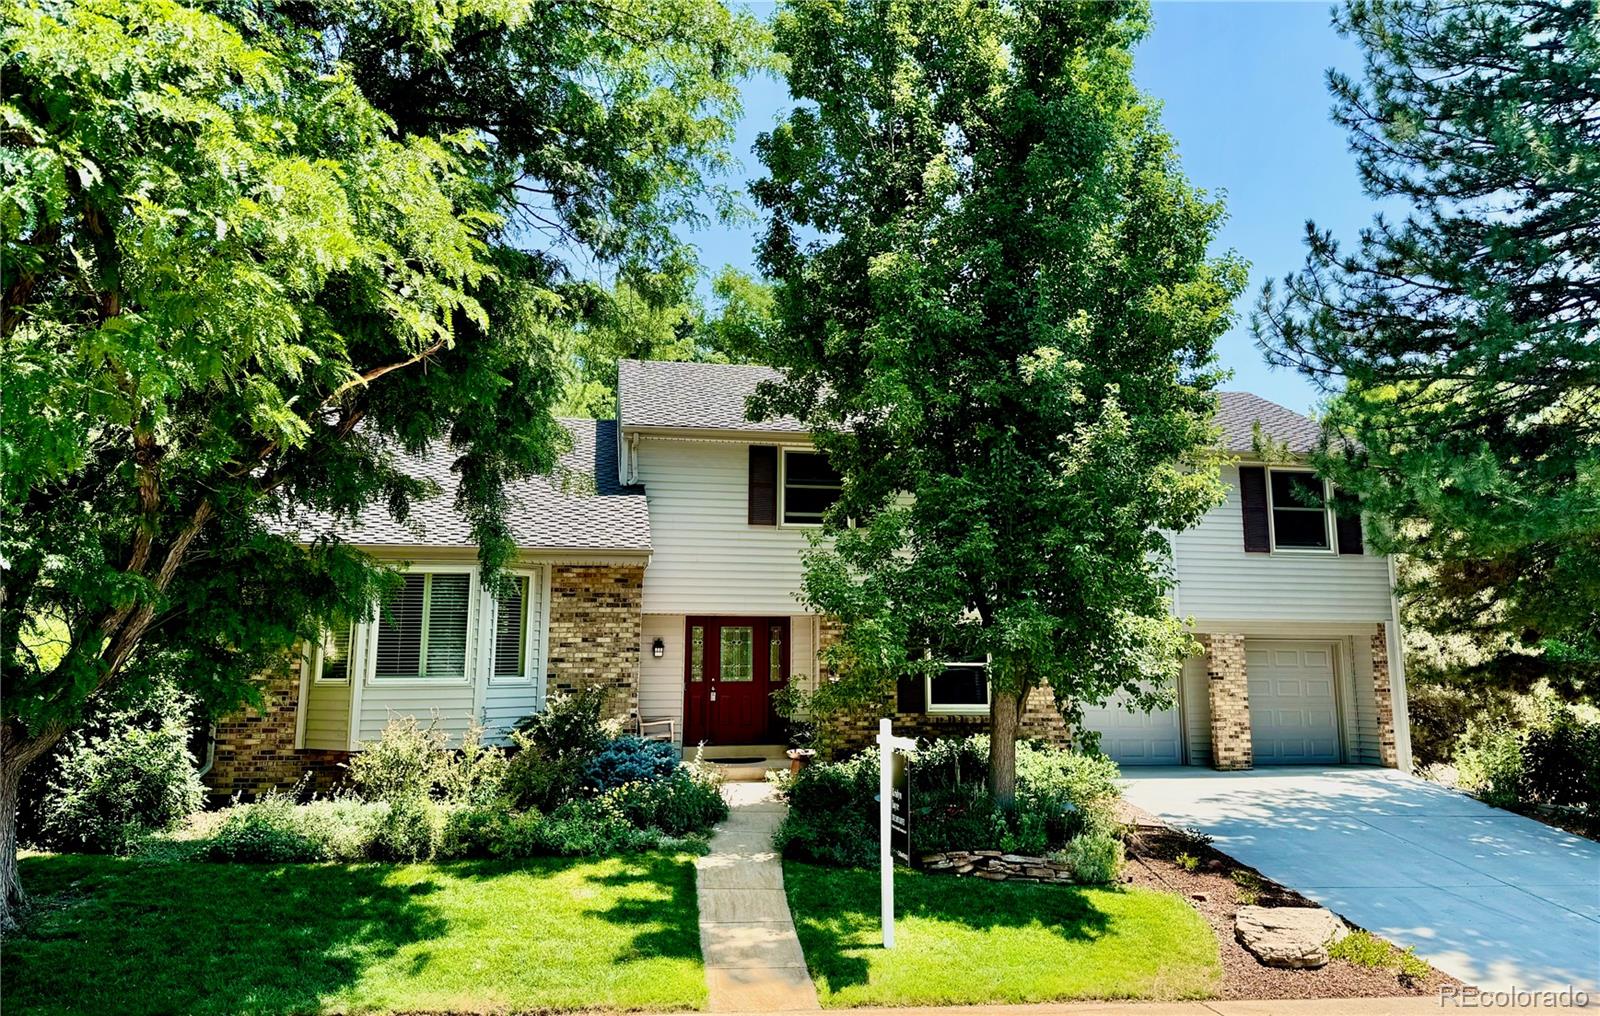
[989, 689, 1024, 807]
[0, 722, 67, 934]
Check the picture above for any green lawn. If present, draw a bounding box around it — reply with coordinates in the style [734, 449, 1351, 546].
[784, 861, 1222, 1007]
[4, 852, 706, 1016]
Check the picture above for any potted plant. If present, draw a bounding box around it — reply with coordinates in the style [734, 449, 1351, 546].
[771, 685, 818, 773]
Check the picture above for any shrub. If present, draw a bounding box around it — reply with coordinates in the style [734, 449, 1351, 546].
[1175, 851, 1200, 872]
[371, 796, 442, 861]
[504, 689, 613, 810]
[583, 736, 680, 792]
[604, 768, 728, 835]
[777, 736, 1124, 867]
[490, 800, 660, 857]
[208, 792, 327, 862]
[1520, 706, 1600, 810]
[40, 698, 205, 854]
[774, 749, 879, 867]
[439, 725, 510, 806]
[349, 716, 448, 803]
[438, 804, 513, 860]
[296, 797, 387, 861]
[1056, 831, 1123, 884]
[1328, 929, 1391, 967]
[1455, 720, 1525, 808]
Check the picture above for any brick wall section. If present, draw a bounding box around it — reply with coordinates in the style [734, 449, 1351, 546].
[1204, 633, 1253, 771]
[206, 656, 350, 798]
[546, 564, 644, 725]
[1371, 623, 1399, 767]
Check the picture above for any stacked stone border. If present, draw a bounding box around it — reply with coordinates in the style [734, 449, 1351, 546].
[919, 849, 1078, 883]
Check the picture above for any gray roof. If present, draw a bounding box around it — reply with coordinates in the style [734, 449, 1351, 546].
[283, 418, 649, 552]
[618, 358, 1320, 453]
[1215, 391, 1322, 455]
[618, 359, 807, 433]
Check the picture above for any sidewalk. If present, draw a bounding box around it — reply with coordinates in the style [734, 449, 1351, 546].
[692, 997, 1592, 1015]
[696, 780, 821, 1012]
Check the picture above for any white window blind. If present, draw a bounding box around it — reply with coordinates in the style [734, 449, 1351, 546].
[374, 572, 469, 680]
[493, 576, 529, 679]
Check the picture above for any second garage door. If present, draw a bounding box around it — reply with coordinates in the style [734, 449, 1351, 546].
[1245, 641, 1340, 764]
[1080, 692, 1182, 766]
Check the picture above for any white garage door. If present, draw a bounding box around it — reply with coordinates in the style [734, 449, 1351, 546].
[1081, 693, 1182, 766]
[1245, 641, 1340, 764]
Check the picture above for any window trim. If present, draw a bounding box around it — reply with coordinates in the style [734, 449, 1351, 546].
[925, 661, 992, 716]
[367, 565, 477, 687]
[1265, 467, 1336, 555]
[488, 570, 540, 687]
[778, 446, 843, 529]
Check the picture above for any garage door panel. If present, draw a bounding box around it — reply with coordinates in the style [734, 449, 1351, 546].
[1081, 689, 1182, 766]
[1247, 640, 1340, 765]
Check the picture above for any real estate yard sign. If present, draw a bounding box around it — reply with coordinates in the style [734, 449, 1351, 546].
[877, 718, 916, 948]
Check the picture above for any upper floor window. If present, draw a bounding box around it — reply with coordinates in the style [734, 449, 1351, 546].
[374, 572, 472, 681]
[781, 449, 843, 526]
[1268, 468, 1332, 551]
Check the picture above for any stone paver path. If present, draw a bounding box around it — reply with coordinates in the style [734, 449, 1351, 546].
[696, 780, 820, 1012]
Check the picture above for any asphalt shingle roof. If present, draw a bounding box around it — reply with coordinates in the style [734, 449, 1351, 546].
[283, 418, 649, 552]
[618, 358, 1321, 453]
[617, 359, 807, 433]
[1215, 390, 1323, 455]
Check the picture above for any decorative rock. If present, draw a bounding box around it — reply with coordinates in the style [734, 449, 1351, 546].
[1001, 854, 1045, 865]
[975, 870, 1008, 881]
[975, 850, 1003, 858]
[1235, 906, 1349, 969]
[1191, 893, 1208, 903]
[921, 853, 947, 865]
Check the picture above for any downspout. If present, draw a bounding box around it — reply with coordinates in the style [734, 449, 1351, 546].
[196, 723, 217, 778]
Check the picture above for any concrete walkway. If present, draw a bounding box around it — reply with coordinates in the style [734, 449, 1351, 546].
[679, 999, 1593, 1016]
[1122, 767, 1600, 995]
[696, 781, 820, 1012]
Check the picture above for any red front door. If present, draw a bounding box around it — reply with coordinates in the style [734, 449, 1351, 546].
[683, 617, 789, 745]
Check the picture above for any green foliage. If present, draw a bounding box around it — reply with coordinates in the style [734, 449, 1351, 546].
[1253, 1, 1600, 703]
[582, 736, 681, 793]
[35, 686, 203, 854]
[437, 804, 513, 861]
[0, 0, 764, 914]
[1055, 832, 1124, 885]
[348, 717, 449, 803]
[1454, 697, 1600, 811]
[751, 0, 1243, 800]
[505, 689, 624, 810]
[1230, 869, 1262, 906]
[1175, 851, 1200, 872]
[1328, 929, 1430, 979]
[370, 797, 443, 862]
[776, 737, 1123, 867]
[602, 769, 729, 837]
[207, 792, 329, 863]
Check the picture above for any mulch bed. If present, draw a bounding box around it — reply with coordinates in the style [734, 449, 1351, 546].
[1118, 801, 1462, 1000]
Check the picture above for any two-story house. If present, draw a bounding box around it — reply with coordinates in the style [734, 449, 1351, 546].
[205, 359, 1410, 795]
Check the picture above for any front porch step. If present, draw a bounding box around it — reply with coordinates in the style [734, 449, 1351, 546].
[687, 744, 790, 782]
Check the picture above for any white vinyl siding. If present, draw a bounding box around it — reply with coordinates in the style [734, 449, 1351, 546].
[635, 437, 820, 614]
[1173, 465, 1392, 622]
[1181, 653, 1211, 766]
[300, 564, 550, 749]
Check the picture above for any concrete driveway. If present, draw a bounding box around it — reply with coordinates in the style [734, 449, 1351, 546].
[1120, 767, 1600, 994]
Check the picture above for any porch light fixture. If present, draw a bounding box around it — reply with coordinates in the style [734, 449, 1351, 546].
[652, 637, 665, 659]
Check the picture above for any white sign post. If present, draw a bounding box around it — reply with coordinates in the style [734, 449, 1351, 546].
[877, 717, 916, 948]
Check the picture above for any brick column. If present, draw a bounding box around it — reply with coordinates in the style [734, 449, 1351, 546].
[1203, 633, 1252, 771]
[1371, 623, 1399, 767]
[546, 564, 645, 724]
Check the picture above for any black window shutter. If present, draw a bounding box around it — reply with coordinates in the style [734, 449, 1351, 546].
[748, 445, 777, 526]
[896, 674, 925, 714]
[1334, 490, 1365, 555]
[1239, 466, 1271, 553]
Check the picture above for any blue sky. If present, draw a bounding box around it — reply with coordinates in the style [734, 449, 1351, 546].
[682, 1, 1383, 414]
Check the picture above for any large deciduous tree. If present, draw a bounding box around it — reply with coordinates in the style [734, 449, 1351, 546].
[0, 0, 761, 927]
[1254, 0, 1600, 703]
[750, 0, 1245, 802]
